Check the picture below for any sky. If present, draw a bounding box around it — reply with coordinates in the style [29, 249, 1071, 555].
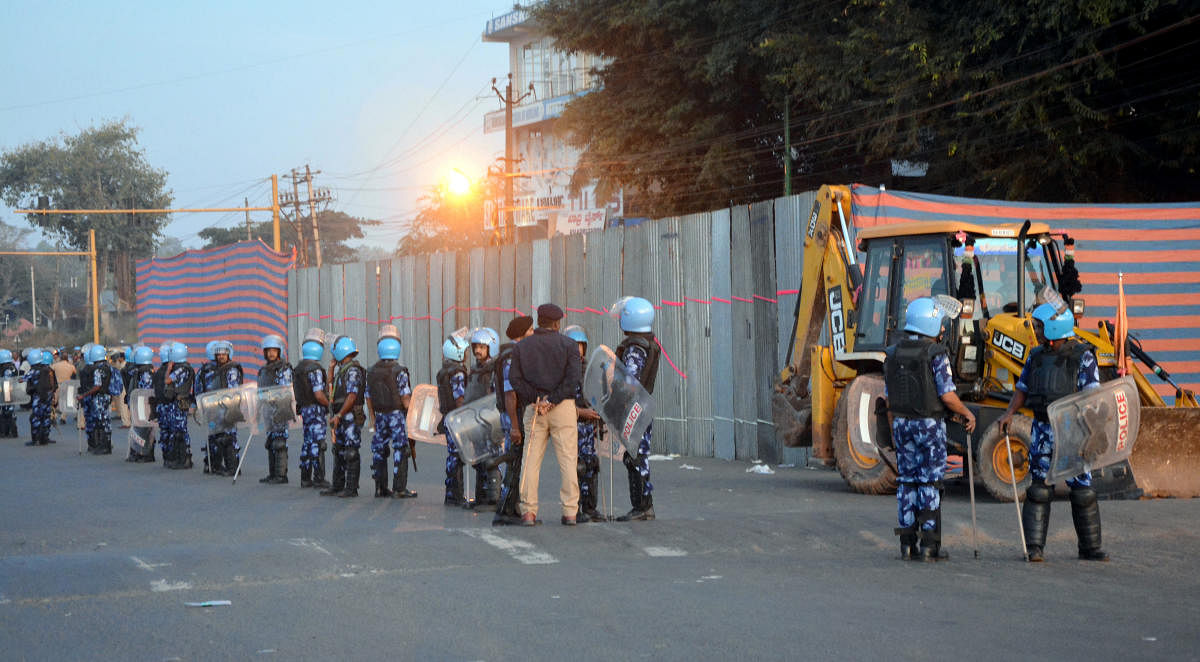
[0, 0, 511, 251]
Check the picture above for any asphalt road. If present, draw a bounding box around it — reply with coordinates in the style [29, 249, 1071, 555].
[1, 415, 1198, 661]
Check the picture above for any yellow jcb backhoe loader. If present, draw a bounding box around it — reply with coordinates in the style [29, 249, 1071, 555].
[772, 185, 1200, 500]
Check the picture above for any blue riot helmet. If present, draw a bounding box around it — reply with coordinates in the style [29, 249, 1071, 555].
[331, 336, 358, 362]
[212, 340, 234, 360]
[86, 344, 108, 363]
[1033, 302, 1075, 341]
[301, 340, 324, 361]
[169, 342, 188, 363]
[0, 349, 11, 364]
[124, 346, 134, 362]
[205, 340, 218, 361]
[903, 297, 944, 338]
[615, 296, 655, 333]
[26, 348, 44, 366]
[377, 337, 401, 361]
[469, 327, 499, 359]
[562, 324, 588, 344]
[261, 334, 285, 359]
[39, 349, 53, 365]
[158, 342, 173, 363]
[442, 335, 468, 363]
[133, 346, 154, 366]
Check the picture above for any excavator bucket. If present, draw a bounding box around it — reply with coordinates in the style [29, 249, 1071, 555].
[1125, 407, 1200, 498]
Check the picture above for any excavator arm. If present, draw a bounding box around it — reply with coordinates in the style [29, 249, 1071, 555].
[773, 185, 863, 460]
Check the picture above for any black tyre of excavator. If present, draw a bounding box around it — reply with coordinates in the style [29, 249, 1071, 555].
[832, 375, 898, 495]
[976, 415, 1034, 503]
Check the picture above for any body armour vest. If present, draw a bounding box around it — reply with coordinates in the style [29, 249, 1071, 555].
[34, 365, 56, 397]
[0, 362, 14, 377]
[213, 361, 243, 390]
[575, 357, 590, 409]
[79, 363, 96, 395]
[258, 359, 290, 388]
[493, 346, 513, 412]
[617, 334, 661, 394]
[194, 362, 215, 395]
[168, 363, 195, 406]
[1024, 340, 1090, 421]
[367, 360, 408, 413]
[463, 358, 495, 403]
[93, 362, 113, 394]
[330, 361, 366, 421]
[884, 338, 948, 419]
[436, 360, 466, 415]
[293, 359, 324, 411]
[129, 365, 153, 400]
[152, 364, 169, 402]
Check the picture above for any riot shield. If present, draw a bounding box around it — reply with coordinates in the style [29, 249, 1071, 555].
[1047, 376, 1141, 483]
[57, 380, 80, 415]
[583, 345, 656, 452]
[196, 385, 256, 434]
[254, 384, 300, 434]
[444, 396, 505, 465]
[1, 376, 30, 406]
[406, 383, 443, 444]
[129, 389, 156, 427]
[128, 425, 156, 456]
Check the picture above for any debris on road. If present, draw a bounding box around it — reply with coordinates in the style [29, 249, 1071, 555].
[184, 600, 231, 608]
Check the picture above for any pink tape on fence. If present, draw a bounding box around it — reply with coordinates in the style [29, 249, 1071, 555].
[653, 336, 687, 379]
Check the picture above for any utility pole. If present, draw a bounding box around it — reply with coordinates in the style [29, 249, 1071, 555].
[783, 93, 792, 197]
[29, 263, 36, 329]
[305, 165, 323, 268]
[245, 197, 252, 240]
[492, 74, 534, 242]
[290, 170, 306, 266]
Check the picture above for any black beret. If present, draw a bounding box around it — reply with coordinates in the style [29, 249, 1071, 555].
[506, 315, 534, 339]
[536, 303, 564, 321]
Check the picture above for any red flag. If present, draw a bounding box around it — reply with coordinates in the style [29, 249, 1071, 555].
[1116, 272, 1128, 376]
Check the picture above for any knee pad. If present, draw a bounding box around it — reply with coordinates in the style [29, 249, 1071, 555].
[622, 452, 637, 471]
[1069, 486, 1097, 508]
[1027, 481, 1054, 504]
[343, 447, 360, 463]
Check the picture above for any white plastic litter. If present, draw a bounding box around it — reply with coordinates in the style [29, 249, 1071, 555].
[746, 464, 775, 475]
[185, 600, 232, 608]
[647, 454, 679, 461]
[777, 463, 796, 468]
[678, 464, 702, 471]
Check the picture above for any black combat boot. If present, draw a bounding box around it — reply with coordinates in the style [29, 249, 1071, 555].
[311, 450, 331, 489]
[1070, 487, 1109, 561]
[581, 469, 605, 522]
[320, 448, 345, 496]
[445, 464, 465, 506]
[220, 436, 239, 477]
[373, 458, 392, 497]
[271, 446, 288, 484]
[260, 444, 276, 483]
[391, 450, 417, 498]
[1022, 481, 1053, 562]
[616, 456, 654, 521]
[300, 465, 313, 488]
[917, 507, 946, 561]
[99, 429, 113, 454]
[895, 525, 919, 560]
[339, 447, 360, 497]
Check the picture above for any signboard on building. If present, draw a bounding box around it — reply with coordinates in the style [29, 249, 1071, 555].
[555, 208, 607, 235]
[483, 91, 591, 134]
[485, 9, 529, 37]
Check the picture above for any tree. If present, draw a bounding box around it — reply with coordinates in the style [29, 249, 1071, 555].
[395, 175, 497, 256]
[0, 119, 172, 309]
[0, 220, 31, 311]
[198, 209, 381, 265]
[534, 0, 1200, 205]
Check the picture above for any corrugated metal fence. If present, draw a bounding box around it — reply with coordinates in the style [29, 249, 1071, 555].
[287, 192, 819, 464]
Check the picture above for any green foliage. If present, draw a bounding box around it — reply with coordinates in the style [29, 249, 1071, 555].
[396, 176, 498, 256]
[198, 209, 380, 265]
[534, 0, 1199, 205]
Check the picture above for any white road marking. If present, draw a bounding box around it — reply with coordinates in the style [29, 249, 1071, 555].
[286, 538, 334, 557]
[149, 579, 192, 592]
[643, 546, 688, 557]
[130, 556, 171, 571]
[459, 529, 558, 565]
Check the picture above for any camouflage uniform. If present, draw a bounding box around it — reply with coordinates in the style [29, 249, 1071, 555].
[298, 368, 328, 481]
[621, 345, 654, 499]
[890, 352, 956, 532]
[441, 371, 466, 501]
[1018, 350, 1101, 488]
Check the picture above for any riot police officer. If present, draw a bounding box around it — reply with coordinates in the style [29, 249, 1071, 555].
[366, 326, 416, 498]
[161, 342, 196, 469]
[613, 297, 661, 522]
[997, 303, 1108, 562]
[564, 325, 605, 522]
[23, 348, 57, 446]
[78, 343, 115, 455]
[322, 336, 366, 498]
[293, 329, 332, 488]
[258, 335, 293, 484]
[492, 316, 533, 526]
[125, 346, 157, 463]
[209, 340, 243, 475]
[0, 349, 18, 438]
[884, 297, 975, 561]
[194, 341, 219, 473]
[437, 334, 470, 506]
[464, 327, 500, 508]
